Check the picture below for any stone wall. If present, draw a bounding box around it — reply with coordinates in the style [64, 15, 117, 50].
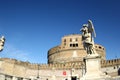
[0, 58, 120, 80]
[101, 59, 120, 67]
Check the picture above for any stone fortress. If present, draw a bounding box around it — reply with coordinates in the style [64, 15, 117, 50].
[0, 34, 120, 80]
[48, 34, 106, 64]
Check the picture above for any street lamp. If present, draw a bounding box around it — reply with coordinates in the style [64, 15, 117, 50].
[37, 64, 40, 80]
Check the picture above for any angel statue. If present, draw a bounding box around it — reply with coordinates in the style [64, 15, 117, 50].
[0, 36, 5, 52]
[80, 20, 96, 55]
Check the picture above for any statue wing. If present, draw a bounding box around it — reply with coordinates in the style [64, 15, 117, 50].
[88, 20, 96, 38]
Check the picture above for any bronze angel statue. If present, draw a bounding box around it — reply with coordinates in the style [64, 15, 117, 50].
[80, 20, 96, 55]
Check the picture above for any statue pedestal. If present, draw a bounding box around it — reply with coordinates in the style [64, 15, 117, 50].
[80, 54, 110, 80]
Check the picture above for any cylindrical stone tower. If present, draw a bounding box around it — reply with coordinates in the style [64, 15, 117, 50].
[48, 34, 106, 64]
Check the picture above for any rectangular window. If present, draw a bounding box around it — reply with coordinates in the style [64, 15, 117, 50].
[64, 39, 66, 42]
[70, 38, 72, 42]
[76, 38, 78, 41]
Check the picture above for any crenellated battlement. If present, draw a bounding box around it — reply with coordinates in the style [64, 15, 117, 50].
[0, 58, 84, 70]
[101, 59, 120, 67]
[26, 61, 83, 70]
[1, 58, 120, 70]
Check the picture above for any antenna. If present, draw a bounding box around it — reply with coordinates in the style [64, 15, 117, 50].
[115, 53, 118, 59]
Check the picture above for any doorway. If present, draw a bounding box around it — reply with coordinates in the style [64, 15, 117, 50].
[118, 68, 120, 75]
[71, 76, 77, 80]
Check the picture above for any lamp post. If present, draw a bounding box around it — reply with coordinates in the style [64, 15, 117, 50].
[82, 58, 86, 76]
[37, 64, 40, 80]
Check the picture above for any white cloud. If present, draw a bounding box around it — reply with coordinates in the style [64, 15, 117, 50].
[0, 43, 30, 62]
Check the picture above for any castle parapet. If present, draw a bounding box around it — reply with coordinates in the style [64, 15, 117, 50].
[101, 59, 120, 67]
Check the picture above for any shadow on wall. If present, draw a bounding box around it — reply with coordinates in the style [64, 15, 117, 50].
[118, 68, 120, 75]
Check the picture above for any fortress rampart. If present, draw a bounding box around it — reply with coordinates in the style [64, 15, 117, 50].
[0, 57, 120, 80]
[101, 59, 120, 67]
[1, 58, 120, 70]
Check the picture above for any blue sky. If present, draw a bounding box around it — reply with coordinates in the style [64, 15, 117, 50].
[0, 0, 120, 63]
